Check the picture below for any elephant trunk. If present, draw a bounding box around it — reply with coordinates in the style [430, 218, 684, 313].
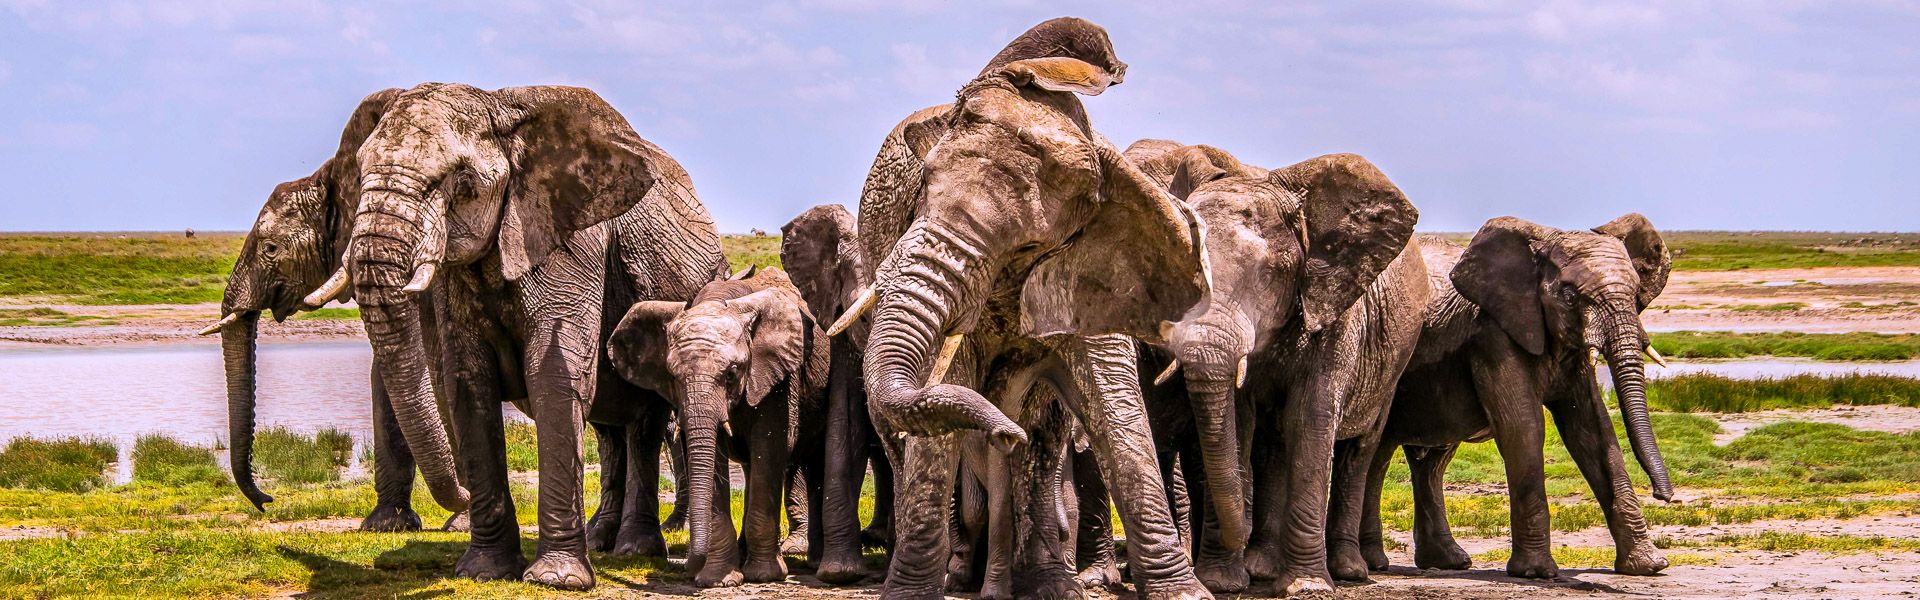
[1597, 297, 1673, 502]
[349, 186, 468, 512]
[681, 383, 725, 566]
[1174, 326, 1251, 551]
[220, 310, 273, 511]
[862, 223, 1023, 448]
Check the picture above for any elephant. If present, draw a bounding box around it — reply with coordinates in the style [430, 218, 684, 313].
[837, 17, 1215, 600]
[779, 204, 897, 582]
[269, 82, 725, 590]
[214, 88, 449, 533]
[1086, 141, 1425, 594]
[1356, 215, 1674, 579]
[607, 267, 830, 587]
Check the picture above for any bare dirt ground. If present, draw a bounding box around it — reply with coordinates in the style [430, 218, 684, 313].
[1646, 266, 1920, 333]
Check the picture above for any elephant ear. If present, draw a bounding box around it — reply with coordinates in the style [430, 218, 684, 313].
[1167, 146, 1234, 201]
[493, 86, 664, 282]
[609, 300, 685, 394]
[1452, 217, 1551, 355]
[1021, 139, 1211, 343]
[322, 88, 404, 251]
[1274, 154, 1419, 333]
[733, 287, 817, 407]
[997, 57, 1116, 96]
[1593, 213, 1670, 310]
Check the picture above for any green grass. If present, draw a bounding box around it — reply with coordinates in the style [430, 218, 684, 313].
[721, 234, 782, 271]
[0, 307, 116, 327]
[131, 436, 226, 487]
[1660, 531, 1920, 553]
[1472, 546, 1719, 568]
[1662, 231, 1920, 271]
[293, 307, 360, 320]
[253, 428, 355, 485]
[0, 436, 118, 493]
[0, 233, 243, 304]
[503, 422, 598, 472]
[1648, 373, 1920, 413]
[1725, 302, 1808, 312]
[1651, 331, 1920, 361]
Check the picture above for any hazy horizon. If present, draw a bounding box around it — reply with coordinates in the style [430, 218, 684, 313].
[3, 2, 1916, 233]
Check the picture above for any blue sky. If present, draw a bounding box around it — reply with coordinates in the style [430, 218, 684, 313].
[2, 1, 1916, 233]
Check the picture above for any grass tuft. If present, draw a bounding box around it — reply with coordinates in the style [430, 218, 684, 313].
[1651, 331, 1920, 361]
[0, 436, 118, 492]
[131, 435, 226, 487]
[721, 234, 782, 272]
[293, 307, 360, 320]
[1648, 373, 1920, 413]
[253, 428, 354, 485]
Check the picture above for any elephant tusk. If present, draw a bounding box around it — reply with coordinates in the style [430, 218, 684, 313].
[927, 333, 965, 385]
[827, 285, 876, 337]
[300, 267, 351, 310]
[401, 263, 437, 294]
[1645, 345, 1669, 368]
[1235, 356, 1249, 389]
[1297, 217, 1310, 250]
[198, 312, 243, 336]
[1589, 346, 1604, 367]
[1153, 359, 1181, 386]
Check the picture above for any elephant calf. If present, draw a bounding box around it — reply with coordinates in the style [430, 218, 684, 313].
[1358, 215, 1675, 579]
[608, 267, 831, 587]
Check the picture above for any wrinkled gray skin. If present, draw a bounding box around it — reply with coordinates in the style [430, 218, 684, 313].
[608, 268, 829, 587]
[1097, 141, 1426, 594]
[780, 204, 897, 583]
[241, 83, 725, 590]
[853, 17, 1214, 600]
[1358, 216, 1674, 579]
[218, 89, 442, 532]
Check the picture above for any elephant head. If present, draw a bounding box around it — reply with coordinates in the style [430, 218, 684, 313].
[838, 18, 1210, 449]
[1135, 142, 1419, 551]
[607, 267, 826, 572]
[210, 88, 400, 511]
[781, 204, 868, 345]
[1450, 214, 1673, 500]
[340, 83, 674, 512]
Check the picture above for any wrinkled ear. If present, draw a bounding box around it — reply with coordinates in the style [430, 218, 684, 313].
[1274, 154, 1419, 333]
[1167, 147, 1232, 201]
[1593, 213, 1670, 310]
[734, 289, 815, 407]
[998, 57, 1116, 96]
[609, 301, 685, 393]
[1452, 217, 1550, 355]
[493, 86, 667, 281]
[1022, 141, 1211, 343]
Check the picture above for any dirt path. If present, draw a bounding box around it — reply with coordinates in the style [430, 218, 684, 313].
[1646, 266, 1920, 333]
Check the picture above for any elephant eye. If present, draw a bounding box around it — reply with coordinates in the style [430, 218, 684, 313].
[261, 241, 280, 258]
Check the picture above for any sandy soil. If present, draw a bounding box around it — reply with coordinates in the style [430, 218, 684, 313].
[1646, 266, 1920, 333]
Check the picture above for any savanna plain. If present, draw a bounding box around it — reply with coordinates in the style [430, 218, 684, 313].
[2, 231, 1919, 598]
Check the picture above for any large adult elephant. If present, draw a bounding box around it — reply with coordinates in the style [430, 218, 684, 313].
[1357, 216, 1674, 579]
[304, 82, 721, 590]
[1102, 141, 1426, 594]
[836, 18, 1214, 600]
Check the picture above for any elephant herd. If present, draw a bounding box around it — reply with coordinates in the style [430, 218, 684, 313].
[211, 17, 1677, 599]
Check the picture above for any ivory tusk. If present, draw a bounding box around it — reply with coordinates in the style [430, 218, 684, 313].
[1235, 356, 1249, 389]
[300, 267, 351, 309]
[1153, 359, 1182, 386]
[1589, 346, 1604, 367]
[198, 312, 243, 336]
[401, 263, 437, 294]
[1297, 218, 1310, 250]
[1644, 345, 1669, 368]
[927, 333, 965, 385]
[827, 285, 876, 337]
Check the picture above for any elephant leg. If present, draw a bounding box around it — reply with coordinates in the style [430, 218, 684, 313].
[1359, 442, 1396, 571]
[1468, 346, 1555, 579]
[1010, 395, 1078, 600]
[1327, 434, 1382, 582]
[362, 371, 423, 532]
[518, 236, 608, 591]
[613, 408, 668, 557]
[783, 465, 811, 556]
[1185, 444, 1246, 593]
[689, 455, 742, 586]
[865, 439, 897, 549]
[950, 453, 987, 590]
[975, 440, 1014, 600]
[818, 340, 872, 583]
[1072, 445, 1122, 589]
[1548, 391, 1666, 575]
[741, 427, 791, 583]
[663, 424, 690, 532]
[881, 433, 963, 600]
[1276, 381, 1340, 594]
[437, 299, 524, 582]
[1405, 444, 1470, 569]
[586, 422, 627, 552]
[1168, 452, 1192, 552]
[1052, 335, 1208, 600]
[1242, 425, 1285, 581]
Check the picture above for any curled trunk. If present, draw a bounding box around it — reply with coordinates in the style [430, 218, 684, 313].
[1599, 307, 1673, 501]
[221, 310, 274, 510]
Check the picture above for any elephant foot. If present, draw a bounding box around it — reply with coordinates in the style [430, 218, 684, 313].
[358, 505, 422, 532]
[1414, 539, 1472, 570]
[743, 555, 789, 583]
[695, 558, 745, 588]
[1140, 575, 1213, 600]
[978, 575, 1014, 600]
[1015, 565, 1084, 600]
[861, 524, 893, 549]
[1277, 574, 1335, 599]
[524, 552, 595, 591]
[814, 554, 867, 584]
[440, 511, 470, 532]
[879, 582, 947, 600]
[780, 531, 809, 555]
[610, 532, 667, 558]
[455, 546, 528, 582]
[661, 511, 687, 532]
[1615, 540, 1669, 575]
[1243, 543, 1280, 580]
[1362, 541, 1391, 572]
[586, 512, 619, 551]
[1328, 542, 1371, 582]
[1505, 550, 1559, 579]
[1076, 559, 1122, 590]
[1196, 558, 1249, 593]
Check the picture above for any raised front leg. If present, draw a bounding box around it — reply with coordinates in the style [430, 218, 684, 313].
[362, 372, 424, 532]
[1406, 444, 1470, 570]
[1055, 335, 1209, 600]
[1547, 383, 1666, 575]
[1468, 340, 1554, 579]
[742, 422, 792, 583]
[882, 434, 963, 600]
[586, 422, 627, 551]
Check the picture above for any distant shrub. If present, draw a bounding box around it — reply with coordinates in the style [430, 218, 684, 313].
[131, 435, 225, 486]
[0, 436, 118, 492]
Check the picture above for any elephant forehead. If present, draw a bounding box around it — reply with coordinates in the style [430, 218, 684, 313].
[958, 87, 1094, 162]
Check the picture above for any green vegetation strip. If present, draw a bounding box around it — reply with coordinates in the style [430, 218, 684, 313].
[0, 437, 117, 493]
[131, 436, 225, 487]
[1472, 546, 1720, 568]
[1652, 331, 1920, 361]
[1665, 232, 1920, 271]
[1649, 373, 1920, 413]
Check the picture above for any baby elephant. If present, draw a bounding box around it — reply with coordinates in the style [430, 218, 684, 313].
[608, 267, 829, 587]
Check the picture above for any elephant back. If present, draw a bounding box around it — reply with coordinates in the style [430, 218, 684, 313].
[609, 144, 728, 304]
